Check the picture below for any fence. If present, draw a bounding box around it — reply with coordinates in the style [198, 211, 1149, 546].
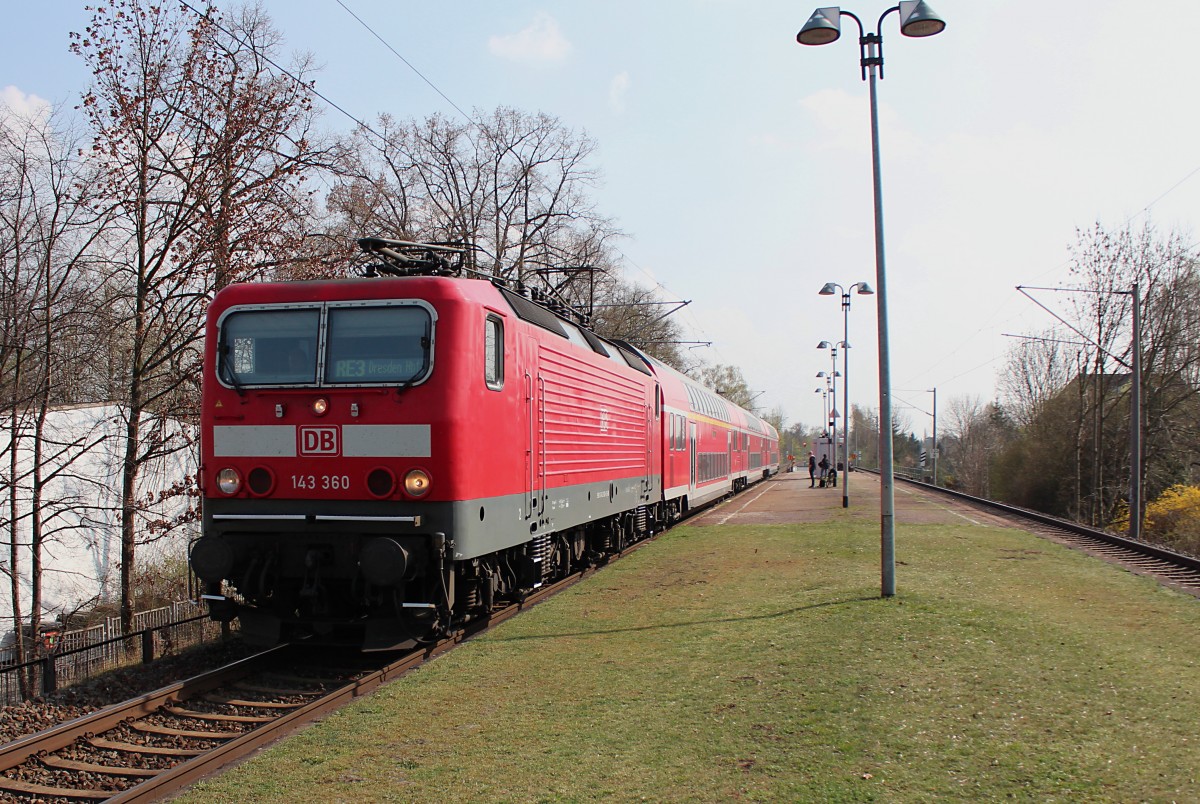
[0, 600, 233, 707]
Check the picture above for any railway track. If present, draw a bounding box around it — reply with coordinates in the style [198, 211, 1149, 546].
[0, 524, 657, 802]
[895, 474, 1200, 595]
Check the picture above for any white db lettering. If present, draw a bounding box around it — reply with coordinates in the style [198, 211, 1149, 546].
[299, 426, 339, 455]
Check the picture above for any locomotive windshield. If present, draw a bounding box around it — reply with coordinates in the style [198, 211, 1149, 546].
[324, 305, 429, 384]
[218, 303, 432, 387]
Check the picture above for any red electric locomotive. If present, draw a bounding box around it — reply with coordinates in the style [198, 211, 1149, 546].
[189, 239, 778, 649]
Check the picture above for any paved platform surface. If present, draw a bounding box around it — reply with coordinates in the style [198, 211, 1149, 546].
[688, 469, 1004, 528]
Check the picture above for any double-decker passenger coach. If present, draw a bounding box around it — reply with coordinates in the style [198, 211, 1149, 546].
[189, 239, 777, 650]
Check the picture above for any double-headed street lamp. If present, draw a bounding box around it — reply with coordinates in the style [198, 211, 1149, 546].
[820, 282, 874, 508]
[797, 2, 945, 598]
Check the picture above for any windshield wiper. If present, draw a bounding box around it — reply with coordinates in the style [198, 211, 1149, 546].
[394, 325, 432, 397]
[219, 344, 246, 397]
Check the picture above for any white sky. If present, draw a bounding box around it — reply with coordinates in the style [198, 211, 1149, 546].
[6, 1, 1200, 435]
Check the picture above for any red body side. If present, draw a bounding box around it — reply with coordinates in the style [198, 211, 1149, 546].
[201, 276, 656, 510]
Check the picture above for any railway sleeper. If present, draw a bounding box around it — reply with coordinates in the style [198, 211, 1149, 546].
[39, 755, 159, 778]
[0, 776, 113, 801]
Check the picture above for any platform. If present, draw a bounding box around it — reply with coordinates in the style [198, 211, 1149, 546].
[688, 468, 986, 528]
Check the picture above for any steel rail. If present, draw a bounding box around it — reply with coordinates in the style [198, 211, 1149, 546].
[0, 480, 753, 802]
[874, 469, 1200, 573]
[0, 645, 291, 773]
[107, 548, 634, 802]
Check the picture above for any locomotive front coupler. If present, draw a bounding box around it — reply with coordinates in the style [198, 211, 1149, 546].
[200, 582, 238, 623]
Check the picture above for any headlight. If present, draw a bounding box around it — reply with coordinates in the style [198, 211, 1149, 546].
[404, 469, 431, 497]
[311, 397, 329, 416]
[216, 467, 242, 495]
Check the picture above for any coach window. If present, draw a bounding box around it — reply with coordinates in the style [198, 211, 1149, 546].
[485, 314, 504, 390]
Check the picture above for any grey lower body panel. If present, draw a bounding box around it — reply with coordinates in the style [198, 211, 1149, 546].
[205, 472, 663, 560]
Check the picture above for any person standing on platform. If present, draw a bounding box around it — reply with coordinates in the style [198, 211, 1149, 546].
[808, 452, 817, 488]
[818, 455, 830, 487]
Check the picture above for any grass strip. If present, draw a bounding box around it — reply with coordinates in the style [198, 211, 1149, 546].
[181, 515, 1200, 802]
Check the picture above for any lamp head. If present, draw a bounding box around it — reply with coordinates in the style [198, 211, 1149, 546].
[855, 282, 875, 295]
[899, 1, 946, 38]
[816, 371, 827, 378]
[796, 7, 841, 46]
[819, 282, 838, 296]
[817, 340, 832, 349]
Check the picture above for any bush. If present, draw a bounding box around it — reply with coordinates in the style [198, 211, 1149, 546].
[1114, 485, 1200, 556]
[1144, 485, 1200, 555]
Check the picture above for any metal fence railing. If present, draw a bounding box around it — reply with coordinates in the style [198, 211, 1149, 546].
[0, 600, 233, 707]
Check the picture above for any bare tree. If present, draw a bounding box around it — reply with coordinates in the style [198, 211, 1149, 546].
[183, 2, 337, 292]
[1064, 223, 1200, 523]
[999, 331, 1077, 430]
[331, 107, 617, 285]
[71, 0, 330, 630]
[328, 107, 691, 369]
[693, 363, 754, 409]
[942, 396, 997, 495]
[0, 100, 115, 686]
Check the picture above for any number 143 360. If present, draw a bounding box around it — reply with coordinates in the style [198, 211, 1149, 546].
[291, 474, 351, 491]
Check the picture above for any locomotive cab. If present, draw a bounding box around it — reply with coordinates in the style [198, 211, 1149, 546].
[191, 239, 650, 650]
[193, 286, 455, 648]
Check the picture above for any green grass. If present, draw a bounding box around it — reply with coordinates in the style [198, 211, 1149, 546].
[181, 516, 1200, 802]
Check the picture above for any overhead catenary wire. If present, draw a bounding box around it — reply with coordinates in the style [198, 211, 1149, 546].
[177, 0, 384, 142]
[905, 164, 1200, 396]
[1014, 284, 1138, 371]
[332, 0, 473, 123]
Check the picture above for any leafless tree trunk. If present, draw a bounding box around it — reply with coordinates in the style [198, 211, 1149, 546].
[1, 100, 112, 689]
[72, 0, 332, 630]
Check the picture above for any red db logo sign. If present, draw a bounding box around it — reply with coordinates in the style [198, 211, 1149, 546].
[299, 426, 339, 456]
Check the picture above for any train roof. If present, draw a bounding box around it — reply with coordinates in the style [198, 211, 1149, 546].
[210, 238, 775, 440]
[627, 347, 777, 439]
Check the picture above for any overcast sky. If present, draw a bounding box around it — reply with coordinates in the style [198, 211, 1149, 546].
[6, 1, 1200, 435]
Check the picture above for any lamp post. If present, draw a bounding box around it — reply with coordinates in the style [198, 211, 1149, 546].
[814, 384, 828, 431]
[814, 383, 830, 464]
[797, 1, 945, 598]
[817, 342, 841, 489]
[817, 363, 840, 471]
[820, 281, 874, 507]
[928, 387, 937, 486]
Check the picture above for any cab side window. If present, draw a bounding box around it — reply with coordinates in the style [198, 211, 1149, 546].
[485, 315, 504, 390]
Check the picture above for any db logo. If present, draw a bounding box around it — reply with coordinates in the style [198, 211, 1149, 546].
[299, 426, 339, 456]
